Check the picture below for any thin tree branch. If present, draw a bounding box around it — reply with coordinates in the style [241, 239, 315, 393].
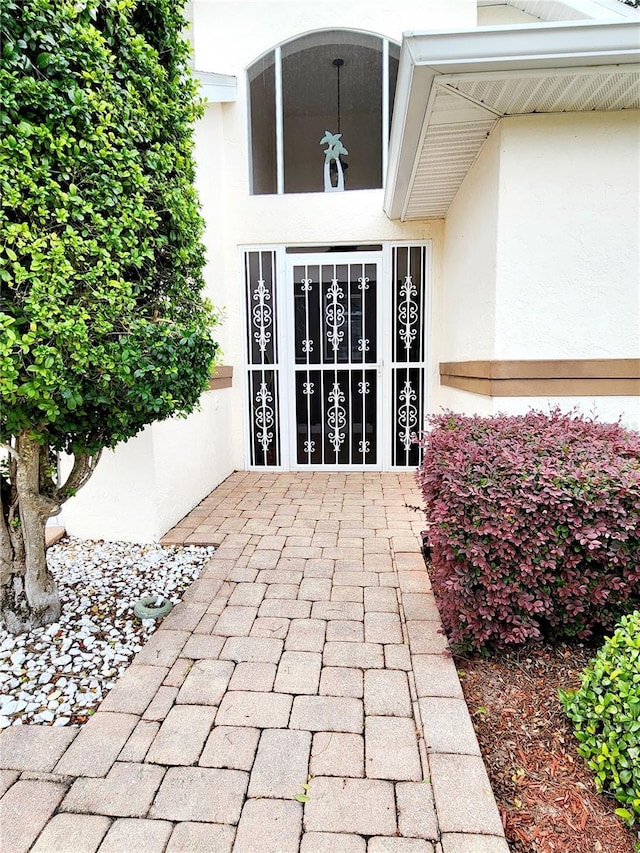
[0, 443, 19, 461]
[54, 450, 103, 505]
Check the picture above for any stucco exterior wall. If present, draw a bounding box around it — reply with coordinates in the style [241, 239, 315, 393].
[433, 124, 501, 414]
[433, 110, 639, 428]
[495, 111, 640, 362]
[62, 391, 235, 543]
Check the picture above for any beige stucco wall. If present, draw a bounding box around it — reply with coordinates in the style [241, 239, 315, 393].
[433, 109, 640, 428]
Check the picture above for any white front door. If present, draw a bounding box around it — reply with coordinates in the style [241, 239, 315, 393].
[284, 253, 383, 469]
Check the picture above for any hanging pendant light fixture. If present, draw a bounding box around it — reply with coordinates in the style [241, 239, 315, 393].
[320, 57, 348, 192]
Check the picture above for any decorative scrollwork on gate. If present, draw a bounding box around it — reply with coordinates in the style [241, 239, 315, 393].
[398, 274, 418, 351]
[252, 279, 273, 354]
[327, 381, 347, 451]
[325, 278, 345, 353]
[398, 379, 418, 451]
[255, 381, 275, 452]
[301, 277, 313, 292]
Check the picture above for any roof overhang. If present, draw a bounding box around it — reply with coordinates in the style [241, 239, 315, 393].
[384, 20, 640, 220]
[193, 70, 237, 103]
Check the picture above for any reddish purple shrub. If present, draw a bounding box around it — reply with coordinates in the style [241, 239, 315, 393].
[415, 409, 640, 651]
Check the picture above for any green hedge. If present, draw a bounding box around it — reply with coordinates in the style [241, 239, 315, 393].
[560, 611, 640, 828]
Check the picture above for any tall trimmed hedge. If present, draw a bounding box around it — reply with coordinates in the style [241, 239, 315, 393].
[416, 410, 640, 650]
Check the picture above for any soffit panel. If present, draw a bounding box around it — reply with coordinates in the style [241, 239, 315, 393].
[385, 20, 640, 221]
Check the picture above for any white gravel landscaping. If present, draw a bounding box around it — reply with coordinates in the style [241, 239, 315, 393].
[0, 537, 215, 728]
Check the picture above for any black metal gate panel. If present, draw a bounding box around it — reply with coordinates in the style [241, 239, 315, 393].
[391, 245, 427, 467]
[292, 261, 379, 466]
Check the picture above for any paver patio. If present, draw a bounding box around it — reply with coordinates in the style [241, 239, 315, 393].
[0, 472, 509, 853]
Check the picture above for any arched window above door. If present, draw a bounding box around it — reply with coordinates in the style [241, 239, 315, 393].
[248, 31, 400, 195]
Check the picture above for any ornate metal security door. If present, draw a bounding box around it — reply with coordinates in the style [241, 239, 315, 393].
[288, 256, 381, 467]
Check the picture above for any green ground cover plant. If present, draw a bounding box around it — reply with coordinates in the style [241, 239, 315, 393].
[560, 611, 640, 831]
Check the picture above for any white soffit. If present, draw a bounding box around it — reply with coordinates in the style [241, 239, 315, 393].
[384, 20, 640, 221]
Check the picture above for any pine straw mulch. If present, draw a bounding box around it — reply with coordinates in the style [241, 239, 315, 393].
[454, 642, 637, 853]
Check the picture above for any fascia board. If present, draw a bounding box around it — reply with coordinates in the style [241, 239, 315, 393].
[384, 60, 437, 219]
[404, 20, 640, 72]
[384, 19, 639, 219]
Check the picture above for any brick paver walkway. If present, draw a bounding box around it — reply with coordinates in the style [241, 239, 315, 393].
[0, 472, 508, 853]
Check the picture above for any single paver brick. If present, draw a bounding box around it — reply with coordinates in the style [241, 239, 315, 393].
[142, 685, 178, 721]
[265, 583, 300, 599]
[146, 704, 217, 765]
[368, 839, 435, 852]
[0, 769, 19, 798]
[98, 664, 168, 715]
[220, 636, 283, 664]
[228, 582, 267, 607]
[397, 572, 430, 594]
[150, 766, 248, 823]
[213, 605, 258, 637]
[299, 578, 332, 601]
[310, 732, 364, 778]
[166, 822, 235, 853]
[0, 725, 77, 772]
[259, 599, 312, 619]
[323, 642, 384, 670]
[304, 559, 335, 578]
[331, 586, 363, 602]
[285, 619, 326, 652]
[180, 634, 225, 660]
[395, 553, 425, 571]
[199, 726, 260, 770]
[160, 601, 209, 632]
[420, 697, 481, 755]
[233, 798, 302, 853]
[319, 667, 363, 698]
[248, 729, 312, 798]
[365, 717, 422, 781]
[401, 593, 441, 622]
[412, 655, 464, 699]
[216, 691, 292, 728]
[406, 621, 449, 654]
[289, 695, 363, 733]
[61, 762, 165, 818]
[311, 601, 364, 621]
[364, 670, 412, 717]
[326, 620, 364, 642]
[55, 712, 138, 778]
[165, 657, 193, 687]
[440, 833, 509, 853]
[396, 781, 439, 840]
[332, 572, 379, 588]
[257, 570, 304, 585]
[134, 630, 190, 668]
[0, 781, 67, 853]
[176, 659, 234, 705]
[300, 832, 366, 852]
[365, 611, 403, 644]
[228, 661, 277, 692]
[95, 818, 173, 853]
[384, 644, 412, 671]
[364, 587, 398, 613]
[429, 753, 504, 835]
[250, 616, 290, 639]
[303, 776, 396, 836]
[119, 720, 160, 763]
[31, 813, 111, 853]
[274, 651, 322, 695]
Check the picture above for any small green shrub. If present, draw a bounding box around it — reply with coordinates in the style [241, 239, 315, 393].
[560, 611, 640, 827]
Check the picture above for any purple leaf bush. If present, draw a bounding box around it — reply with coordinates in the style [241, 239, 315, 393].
[415, 409, 640, 651]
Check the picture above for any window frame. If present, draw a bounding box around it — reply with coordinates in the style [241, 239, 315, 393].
[247, 30, 399, 196]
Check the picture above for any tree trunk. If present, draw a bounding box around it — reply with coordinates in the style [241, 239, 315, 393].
[0, 431, 61, 633]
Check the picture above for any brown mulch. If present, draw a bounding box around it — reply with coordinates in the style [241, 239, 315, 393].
[454, 642, 637, 853]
